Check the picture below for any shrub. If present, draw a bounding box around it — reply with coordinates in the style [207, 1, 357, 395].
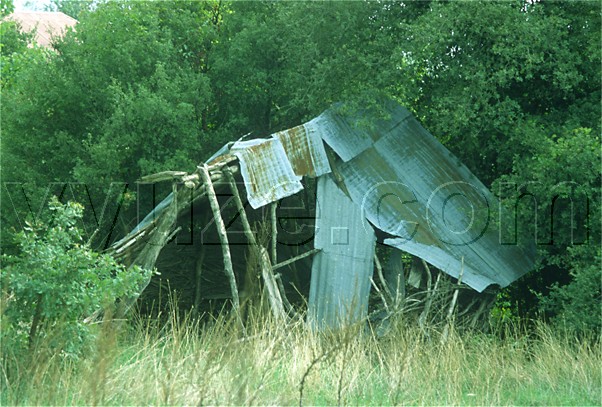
[0, 197, 150, 358]
[540, 246, 602, 335]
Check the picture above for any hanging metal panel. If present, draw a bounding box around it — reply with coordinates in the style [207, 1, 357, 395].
[272, 122, 331, 178]
[231, 138, 303, 209]
[308, 175, 376, 330]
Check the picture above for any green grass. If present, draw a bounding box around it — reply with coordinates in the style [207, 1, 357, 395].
[1, 308, 600, 406]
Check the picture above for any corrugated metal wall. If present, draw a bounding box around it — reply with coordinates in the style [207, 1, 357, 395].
[308, 175, 376, 330]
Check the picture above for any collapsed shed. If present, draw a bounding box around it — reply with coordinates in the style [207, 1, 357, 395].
[108, 100, 535, 329]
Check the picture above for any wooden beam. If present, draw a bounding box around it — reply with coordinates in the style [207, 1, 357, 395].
[442, 257, 465, 342]
[116, 184, 181, 316]
[224, 168, 286, 321]
[272, 248, 320, 271]
[224, 169, 257, 246]
[199, 164, 240, 312]
[259, 247, 287, 321]
[138, 171, 187, 184]
[374, 254, 392, 303]
[270, 202, 278, 264]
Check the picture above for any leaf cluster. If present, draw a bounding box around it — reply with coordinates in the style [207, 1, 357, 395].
[1, 197, 150, 357]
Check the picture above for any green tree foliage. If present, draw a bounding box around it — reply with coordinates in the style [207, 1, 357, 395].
[1, 198, 150, 357]
[1, 1, 224, 249]
[541, 247, 601, 334]
[0, 0, 14, 17]
[210, 1, 397, 134]
[394, 1, 600, 183]
[46, 0, 93, 19]
[496, 127, 601, 330]
[0, 18, 38, 89]
[1, 0, 599, 329]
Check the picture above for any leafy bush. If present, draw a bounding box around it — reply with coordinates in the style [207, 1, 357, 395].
[494, 127, 601, 332]
[541, 246, 602, 334]
[0, 197, 150, 357]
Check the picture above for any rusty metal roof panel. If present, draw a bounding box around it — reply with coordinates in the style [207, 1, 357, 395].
[308, 175, 376, 329]
[272, 122, 331, 178]
[333, 104, 535, 292]
[231, 138, 303, 209]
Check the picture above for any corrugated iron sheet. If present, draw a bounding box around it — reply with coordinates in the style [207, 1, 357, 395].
[272, 123, 331, 178]
[315, 102, 412, 162]
[325, 103, 535, 292]
[231, 138, 303, 209]
[308, 175, 376, 329]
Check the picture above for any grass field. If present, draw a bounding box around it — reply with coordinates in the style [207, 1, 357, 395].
[2, 307, 600, 406]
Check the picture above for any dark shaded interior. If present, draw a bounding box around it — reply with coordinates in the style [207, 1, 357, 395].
[137, 175, 318, 315]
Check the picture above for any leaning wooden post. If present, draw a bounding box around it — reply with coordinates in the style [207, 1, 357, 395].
[270, 202, 278, 264]
[259, 248, 287, 320]
[374, 254, 392, 303]
[442, 257, 465, 343]
[224, 169, 257, 246]
[224, 169, 286, 321]
[199, 164, 240, 312]
[446, 257, 465, 323]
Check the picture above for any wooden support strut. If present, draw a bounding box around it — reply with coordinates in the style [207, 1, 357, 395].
[442, 257, 465, 342]
[258, 248, 287, 321]
[224, 168, 286, 321]
[270, 202, 278, 264]
[374, 254, 392, 303]
[272, 248, 320, 271]
[199, 164, 240, 312]
[116, 183, 181, 316]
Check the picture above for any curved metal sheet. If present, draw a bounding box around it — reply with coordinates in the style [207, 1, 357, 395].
[328, 104, 535, 292]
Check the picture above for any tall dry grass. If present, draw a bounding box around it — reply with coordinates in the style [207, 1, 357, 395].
[1, 304, 600, 406]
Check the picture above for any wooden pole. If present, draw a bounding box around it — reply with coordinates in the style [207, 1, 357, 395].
[199, 164, 240, 312]
[275, 274, 295, 314]
[272, 248, 320, 271]
[115, 184, 181, 316]
[446, 257, 465, 322]
[259, 247, 287, 321]
[270, 202, 278, 264]
[442, 257, 465, 342]
[418, 262, 439, 329]
[370, 277, 390, 313]
[374, 254, 392, 303]
[224, 169, 257, 246]
[224, 169, 285, 321]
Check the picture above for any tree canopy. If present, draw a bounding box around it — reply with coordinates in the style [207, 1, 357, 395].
[1, 0, 600, 330]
